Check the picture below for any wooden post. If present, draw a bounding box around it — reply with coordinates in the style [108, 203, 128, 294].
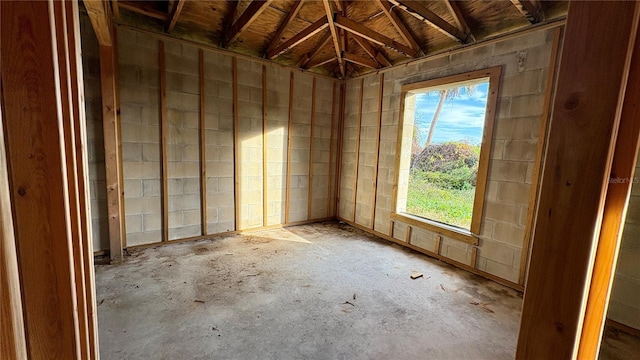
[327, 82, 337, 217]
[578, 15, 640, 358]
[371, 73, 384, 230]
[159, 41, 169, 242]
[352, 79, 364, 222]
[285, 72, 294, 224]
[262, 65, 268, 227]
[516, 1, 640, 358]
[1, 0, 96, 357]
[233, 58, 240, 230]
[199, 49, 207, 235]
[334, 83, 346, 217]
[308, 77, 317, 220]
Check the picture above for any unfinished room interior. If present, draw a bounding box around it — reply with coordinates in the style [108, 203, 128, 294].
[4, 0, 640, 359]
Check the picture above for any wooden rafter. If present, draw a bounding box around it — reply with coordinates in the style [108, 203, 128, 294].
[265, 0, 303, 55]
[224, 0, 274, 48]
[111, 0, 120, 19]
[342, 51, 379, 69]
[165, 0, 185, 33]
[301, 31, 333, 69]
[444, 0, 475, 42]
[307, 56, 337, 69]
[84, 0, 112, 46]
[391, 0, 469, 43]
[119, 1, 168, 20]
[351, 34, 391, 67]
[510, 0, 542, 24]
[334, 14, 416, 57]
[268, 17, 329, 59]
[373, 0, 422, 55]
[322, 0, 345, 78]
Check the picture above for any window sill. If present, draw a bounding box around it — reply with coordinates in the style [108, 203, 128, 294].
[390, 212, 479, 246]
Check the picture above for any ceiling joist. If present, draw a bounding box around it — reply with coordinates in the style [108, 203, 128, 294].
[224, 0, 274, 48]
[510, 0, 542, 24]
[351, 34, 391, 67]
[265, 0, 304, 55]
[307, 56, 337, 69]
[373, 0, 423, 56]
[342, 51, 379, 69]
[390, 0, 470, 43]
[118, 1, 168, 20]
[322, 0, 345, 78]
[84, 0, 112, 46]
[300, 32, 333, 69]
[334, 14, 416, 57]
[268, 17, 329, 59]
[111, 0, 120, 19]
[165, 0, 185, 33]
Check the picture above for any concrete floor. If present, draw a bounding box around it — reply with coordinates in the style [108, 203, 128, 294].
[97, 222, 525, 359]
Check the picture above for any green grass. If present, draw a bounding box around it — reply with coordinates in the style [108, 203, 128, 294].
[406, 172, 475, 229]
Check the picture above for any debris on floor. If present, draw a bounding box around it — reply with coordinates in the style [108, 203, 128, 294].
[194, 300, 205, 304]
[440, 284, 446, 291]
[343, 301, 355, 306]
[410, 272, 423, 279]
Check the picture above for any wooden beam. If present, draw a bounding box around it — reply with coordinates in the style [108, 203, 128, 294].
[300, 31, 333, 69]
[308, 77, 317, 220]
[342, 51, 380, 69]
[351, 34, 392, 67]
[224, 0, 273, 48]
[334, 14, 416, 57]
[285, 72, 295, 224]
[199, 49, 207, 235]
[165, 0, 186, 33]
[262, 65, 268, 227]
[578, 17, 640, 358]
[322, 0, 345, 78]
[405, 225, 412, 243]
[516, 1, 640, 358]
[444, 0, 474, 42]
[265, 0, 303, 55]
[352, 79, 364, 222]
[159, 41, 169, 242]
[307, 56, 336, 69]
[268, 17, 329, 59]
[119, 1, 168, 21]
[373, 0, 422, 55]
[391, 0, 469, 43]
[327, 82, 337, 217]
[334, 84, 346, 215]
[111, 0, 120, 19]
[84, 0, 112, 45]
[371, 73, 384, 229]
[510, 0, 542, 24]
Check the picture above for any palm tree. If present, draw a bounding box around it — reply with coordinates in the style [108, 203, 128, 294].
[424, 85, 475, 147]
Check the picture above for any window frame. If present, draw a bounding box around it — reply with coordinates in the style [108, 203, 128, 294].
[391, 67, 502, 245]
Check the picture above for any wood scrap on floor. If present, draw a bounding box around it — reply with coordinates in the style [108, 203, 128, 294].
[410, 272, 423, 279]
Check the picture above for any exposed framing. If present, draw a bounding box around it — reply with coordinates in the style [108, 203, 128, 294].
[370, 73, 384, 230]
[391, 66, 501, 244]
[262, 65, 268, 227]
[352, 79, 364, 222]
[233, 58, 240, 230]
[199, 49, 207, 235]
[285, 72, 295, 224]
[308, 77, 317, 220]
[327, 82, 337, 217]
[159, 41, 169, 242]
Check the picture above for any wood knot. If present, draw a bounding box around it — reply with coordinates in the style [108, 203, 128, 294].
[17, 187, 26, 196]
[564, 94, 580, 111]
[555, 322, 565, 333]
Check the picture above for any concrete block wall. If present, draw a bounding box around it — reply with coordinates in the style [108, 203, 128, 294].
[339, 27, 558, 284]
[203, 51, 235, 234]
[608, 155, 640, 330]
[80, 13, 109, 252]
[84, 25, 338, 249]
[338, 80, 362, 221]
[117, 27, 163, 247]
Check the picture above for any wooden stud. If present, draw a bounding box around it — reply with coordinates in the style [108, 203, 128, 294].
[578, 18, 640, 359]
[434, 235, 442, 255]
[352, 79, 364, 222]
[119, 1, 168, 21]
[100, 43, 124, 260]
[233, 57, 240, 230]
[391, 0, 469, 43]
[224, 0, 274, 48]
[390, 213, 479, 246]
[111, 0, 120, 19]
[322, 0, 345, 77]
[373, 0, 422, 54]
[519, 27, 562, 285]
[335, 14, 416, 57]
[308, 77, 317, 220]
[199, 49, 207, 235]
[516, 2, 640, 358]
[391, 92, 407, 213]
[406, 225, 413, 243]
[327, 82, 337, 217]
[262, 65, 268, 227]
[265, 0, 304, 55]
[342, 51, 380, 69]
[165, 0, 186, 33]
[268, 17, 329, 59]
[370, 74, 384, 230]
[159, 41, 169, 242]
[471, 246, 478, 268]
[334, 84, 346, 215]
[112, 25, 127, 249]
[389, 220, 395, 238]
[285, 72, 295, 224]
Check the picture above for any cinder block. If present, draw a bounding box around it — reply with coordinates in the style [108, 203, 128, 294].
[484, 259, 519, 284]
[488, 160, 529, 183]
[126, 230, 161, 246]
[492, 222, 525, 247]
[483, 201, 521, 223]
[143, 213, 161, 231]
[503, 140, 537, 162]
[478, 239, 515, 266]
[510, 93, 545, 117]
[496, 182, 530, 205]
